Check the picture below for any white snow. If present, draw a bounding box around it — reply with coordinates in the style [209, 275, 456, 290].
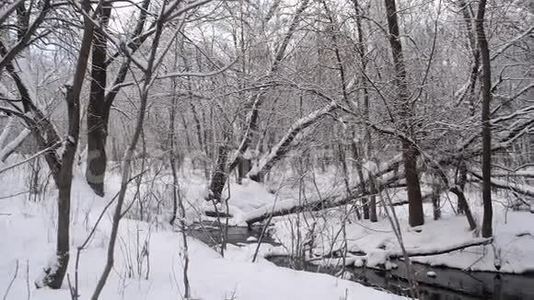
[2, 151, 533, 300]
[0, 167, 403, 300]
[269, 184, 534, 274]
[246, 236, 258, 242]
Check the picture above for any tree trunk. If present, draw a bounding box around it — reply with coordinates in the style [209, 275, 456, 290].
[42, 0, 94, 288]
[450, 186, 477, 230]
[91, 0, 166, 294]
[207, 138, 229, 202]
[350, 143, 369, 219]
[431, 177, 441, 220]
[403, 141, 424, 226]
[475, 0, 493, 238]
[384, 0, 424, 226]
[45, 174, 72, 288]
[456, 159, 468, 214]
[85, 0, 150, 196]
[86, 4, 111, 197]
[169, 93, 178, 225]
[353, 0, 377, 222]
[368, 172, 378, 222]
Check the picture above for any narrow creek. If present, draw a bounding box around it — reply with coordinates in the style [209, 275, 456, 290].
[188, 222, 534, 300]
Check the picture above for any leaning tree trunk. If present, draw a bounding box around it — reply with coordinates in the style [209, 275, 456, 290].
[86, 4, 111, 197]
[475, 0, 493, 238]
[207, 0, 310, 202]
[384, 0, 424, 226]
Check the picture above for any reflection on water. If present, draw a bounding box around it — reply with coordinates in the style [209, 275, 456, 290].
[267, 255, 534, 300]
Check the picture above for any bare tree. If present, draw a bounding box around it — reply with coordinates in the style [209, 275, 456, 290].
[85, 1, 112, 196]
[383, 0, 424, 226]
[91, 1, 214, 298]
[40, 0, 94, 288]
[475, 0, 493, 238]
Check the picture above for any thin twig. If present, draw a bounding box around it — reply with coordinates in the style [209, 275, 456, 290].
[3, 260, 19, 300]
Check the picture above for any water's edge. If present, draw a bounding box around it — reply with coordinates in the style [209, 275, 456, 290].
[188, 223, 534, 300]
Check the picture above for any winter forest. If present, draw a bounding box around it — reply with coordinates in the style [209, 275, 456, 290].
[0, 0, 533, 299]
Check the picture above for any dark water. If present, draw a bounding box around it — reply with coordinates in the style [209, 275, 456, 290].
[187, 221, 281, 246]
[267, 255, 534, 300]
[188, 223, 534, 300]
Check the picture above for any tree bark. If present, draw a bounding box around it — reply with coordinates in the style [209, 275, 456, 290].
[169, 89, 178, 226]
[353, 0, 377, 222]
[431, 177, 441, 220]
[475, 0, 493, 238]
[42, 0, 94, 288]
[86, 4, 111, 197]
[403, 141, 424, 226]
[85, 0, 151, 196]
[384, 0, 424, 226]
[207, 138, 229, 202]
[450, 186, 477, 230]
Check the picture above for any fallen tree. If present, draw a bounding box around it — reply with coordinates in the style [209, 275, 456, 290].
[389, 238, 493, 259]
[245, 156, 403, 226]
[469, 171, 534, 198]
[307, 237, 493, 264]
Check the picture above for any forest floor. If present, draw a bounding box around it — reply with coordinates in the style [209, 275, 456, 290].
[199, 166, 534, 274]
[1, 160, 533, 299]
[0, 165, 403, 300]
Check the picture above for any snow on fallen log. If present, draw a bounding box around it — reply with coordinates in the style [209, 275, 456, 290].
[490, 171, 534, 178]
[244, 156, 403, 225]
[389, 238, 493, 258]
[306, 238, 493, 270]
[469, 171, 534, 198]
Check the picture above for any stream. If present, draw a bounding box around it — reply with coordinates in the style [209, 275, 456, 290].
[188, 222, 534, 300]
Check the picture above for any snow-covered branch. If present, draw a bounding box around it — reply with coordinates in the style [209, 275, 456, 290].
[469, 171, 534, 198]
[0, 0, 24, 26]
[0, 139, 62, 175]
[490, 25, 534, 61]
[0, 0, 51, 72]
[108, 58, 237, 91]
[247, 101, 338, 181]
[0, 128, 30, 162]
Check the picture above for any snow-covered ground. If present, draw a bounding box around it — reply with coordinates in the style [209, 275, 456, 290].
[0, 166, 403, 300]
[270, 187, 534, 274]
[194, 165, 534, 275]
[2, 156, 533, 300]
